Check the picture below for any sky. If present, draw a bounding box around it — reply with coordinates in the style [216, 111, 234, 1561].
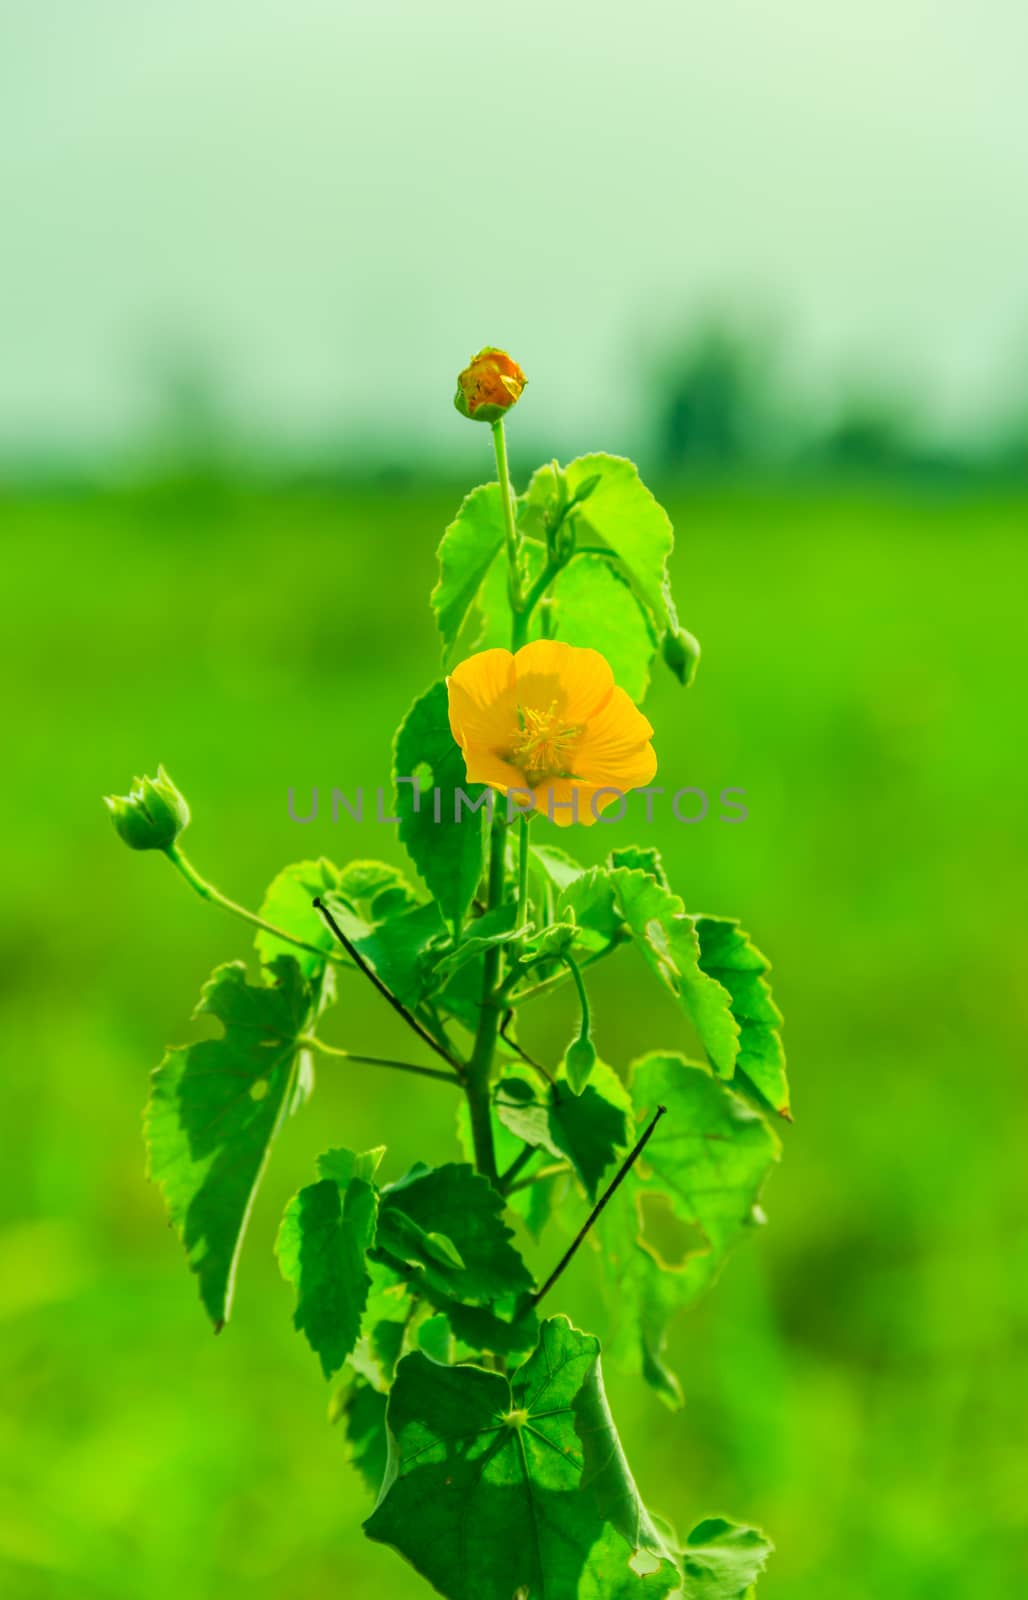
[2, 0, 1027, 465]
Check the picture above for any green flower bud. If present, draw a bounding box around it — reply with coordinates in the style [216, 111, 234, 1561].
[454, 347, 527, 423]
[663, 624, 701, 688]
[564, 1035, 597, 1096]
[105, 766, 190, 851]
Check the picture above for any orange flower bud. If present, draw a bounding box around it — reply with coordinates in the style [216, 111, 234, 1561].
[454, 348, 527, 423]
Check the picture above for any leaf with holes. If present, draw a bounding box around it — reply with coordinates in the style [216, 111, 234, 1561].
[146, 955, 316, 1329]
[678, 1518, 774, 1598]
[365, 1316, 681, 1600]
[598, 1053, 780, 1406]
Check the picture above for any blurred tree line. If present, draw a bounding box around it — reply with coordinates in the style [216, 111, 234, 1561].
[649, 315, 1028, 482]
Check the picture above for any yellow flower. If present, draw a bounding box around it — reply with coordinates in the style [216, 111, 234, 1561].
[446, 640, 656, 827]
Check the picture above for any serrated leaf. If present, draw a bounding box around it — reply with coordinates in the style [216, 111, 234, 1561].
[607, 868, 739, 1077]
[494, 1063, 630, 1201]
[599, 1054, 780, 1405]
[276, 1145, 381, 1379]
[332, 1371, 389, 1496]
[335, 859, 421, 921]
[694, 916, 789, 1115]
[393, 680, 488, 929]
[607, 845, 669, 887]
[365, 1316, 681, 1600]
[349, 1258, 415, 1390]
[432, 483, 506, 666]
[679, 1518, 773, 1598]
[376, 1162, 533, 1306]
[558, 867, 625, 952]
[146, 955, 315, 1329]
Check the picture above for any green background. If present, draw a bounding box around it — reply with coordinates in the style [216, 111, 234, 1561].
[2, 472, 1025, 1597]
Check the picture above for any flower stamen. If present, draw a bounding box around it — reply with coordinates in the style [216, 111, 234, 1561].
[502, 700, 584, 783]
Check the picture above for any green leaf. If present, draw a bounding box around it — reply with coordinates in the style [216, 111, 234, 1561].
[530, 841, 586, 893]
[146, 955, 315, 1329]
[545, 553, 658, 703]
[335, 859, 421, 921]
[494, 1062, 630, 1200]
[349, 1259, 415, 1389]
[455, 1088, 562, 1240]
[607, 869, 739, 1077]
[599, 1054, 780, 1405]
[393, 680, 488, 929]
[677, 1517, 773, 1599]
[433, 902, 526, 985]
[348, 899, 448, 1008]
[332, 1371, 390, 1496]
[254, 857, 342, 977]
[276, 1146, 382, 1379]
[558, 867, 625, 952]
[376, 1162, 534, 1306]
[432, 483, 506, 666]
[365, 1316, 681, 1600]
[694, 916, 789, 1116]
[561, 454, 683, 662]
[607, 845, 669, 887]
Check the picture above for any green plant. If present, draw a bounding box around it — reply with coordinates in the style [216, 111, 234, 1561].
[107, 349, 789, 1598]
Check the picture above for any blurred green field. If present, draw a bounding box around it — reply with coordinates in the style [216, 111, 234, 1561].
[2, 478, 1026, 1599]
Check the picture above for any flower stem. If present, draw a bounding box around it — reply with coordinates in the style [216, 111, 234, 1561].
[501, 940, 622, 1008]
[563, 952, 591, 1043]
[166, 845, 350, 967]
[516, 814, 530, 933]
[530, 1104, 668, 1306]
[299, 1035, 460, 1086]
[492, 417, 526, 634]
[465, 817, 506, 1184]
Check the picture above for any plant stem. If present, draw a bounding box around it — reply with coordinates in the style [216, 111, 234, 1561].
[516, 814, 530, 932]
[166, 845, 350, 967]
[507, 1161, 570, 1195]
[464, 818, 506, 1184]
[312, 897, 465, 1077]
[563, 952, 591, 1043]
[530, 1104, 668, 1306]
[299, 1035, 460, 1086]
[492, 418, 525, 627]
[502, 941, 621, 1008]
[498, 1144, 536, 1193]
[498, 1010, 557, 1087]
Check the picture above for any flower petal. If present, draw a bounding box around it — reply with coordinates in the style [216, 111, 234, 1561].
[462, 749, 523, 793]
[446, 649, 517, 748]
[571, 687, 657, 789]
[512, 639, 615, 723]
